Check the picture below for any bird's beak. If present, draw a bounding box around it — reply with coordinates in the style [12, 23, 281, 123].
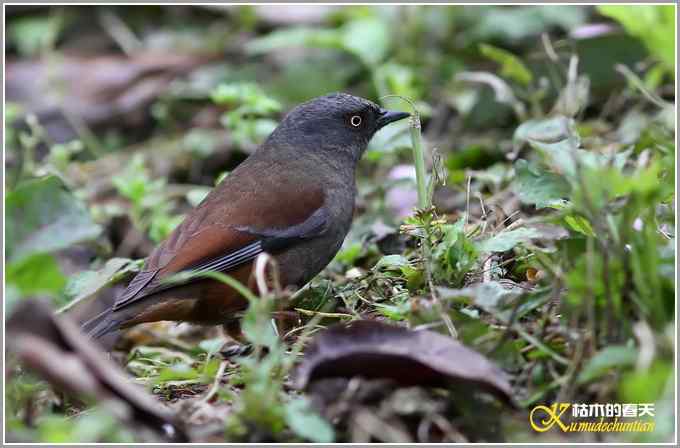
[377, 108, 410, 128]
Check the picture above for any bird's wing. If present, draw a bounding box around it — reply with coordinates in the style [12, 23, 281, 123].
[112, 159, 327, 311]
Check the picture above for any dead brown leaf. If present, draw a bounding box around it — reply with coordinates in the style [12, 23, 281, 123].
[6, 52, 212, 143]
[6, 299, 188, 442]
[295, 320, 515, 406]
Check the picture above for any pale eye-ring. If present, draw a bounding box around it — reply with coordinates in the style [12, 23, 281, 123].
[350, 115, 362, 127]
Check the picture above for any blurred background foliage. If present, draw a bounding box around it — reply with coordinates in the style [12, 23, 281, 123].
[4, 4, 676, 443]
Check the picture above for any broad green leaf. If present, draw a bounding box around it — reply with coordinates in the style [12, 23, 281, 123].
[479, 43, 533, 86]
[476, 227, 542, 253]
[6, 176, 102, 263]
[598, 5, 675, 73]
[577, 345, 637, 384]
[514, 116, 579, 147]
[514, 116, 581, 177]
[6, 253, 66, 297]
[472, 6, 587, 42]
[513, 159, 570, 208]
[619, 360, 672, 403]
[514, 116, 629, 181]
[284, 398, 335, 443]
[564, 215, 596, 237]
[246, 19, 388, 67]
[374, 63, 421, 100]
[374, 254, 410, 271]
[447, 229, 478, 275]
[210, 82, 281, 113]
[61, 258, 139, 312]
[341, 18, 389, 66]
[439, 281, 522, 322]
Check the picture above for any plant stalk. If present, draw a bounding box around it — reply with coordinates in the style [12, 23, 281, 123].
[409, 113, 429, 210]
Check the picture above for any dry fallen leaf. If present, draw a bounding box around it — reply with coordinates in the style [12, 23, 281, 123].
[6, 53, 211, 142]
[295, 320, 515, 406]
[6, 299, 188, 442]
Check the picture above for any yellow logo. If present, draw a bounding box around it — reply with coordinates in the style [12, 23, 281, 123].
[529, 402, 656, 433]
[529, 403, 570, 432]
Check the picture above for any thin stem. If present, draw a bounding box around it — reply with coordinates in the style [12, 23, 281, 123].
[383, 94, 457, 338]
[409, 113, 428, 209]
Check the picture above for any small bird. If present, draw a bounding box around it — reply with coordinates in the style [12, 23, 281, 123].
[83, 93, 409, 341]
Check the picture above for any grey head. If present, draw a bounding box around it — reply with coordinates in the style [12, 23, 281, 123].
[264, 92, 410, 162]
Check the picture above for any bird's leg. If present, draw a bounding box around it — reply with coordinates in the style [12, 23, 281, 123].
[219, 310, 299, 359]
[270, 310, 301, 342]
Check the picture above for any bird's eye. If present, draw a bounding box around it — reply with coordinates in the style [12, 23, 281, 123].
[350, 115, 362, 127]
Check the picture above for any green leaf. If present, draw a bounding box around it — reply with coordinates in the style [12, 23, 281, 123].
[284, 398, 335, 443]
[479, 43, 533, 86]
[374, 63, 421, 100]
[472, 6, 587, 43]
[37, 408, 132, 443]
[210, 83, 281, 113]
[514, 116, 581, 177]
[62, 258, 137, 310]
[438, 281, 521, 322]
[619, 360, 672, 403]
[374, 302, 410, 321]
[564, 215, 596, 237]
[374, 254, 410, 271]
[598, 5, 675, 74]
[334, 242, 363, 265]
[577, 345, 637, 384]
[513, 159, 570, 208]
[514, 116, 629, 182]
[448, 229, 478, 274]
[8, 14, 64, 57]
[433, 219, 478, 285]
[157, 363, 200, 382]
[6, 176, 102, 263]
[247, 18, 389, 67]
[476, 227, 542, 253]
[341, 18, 389, 66]
[6, 253, 66, 297]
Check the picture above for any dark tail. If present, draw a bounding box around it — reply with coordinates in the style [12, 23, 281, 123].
[81, 307, 122, 339]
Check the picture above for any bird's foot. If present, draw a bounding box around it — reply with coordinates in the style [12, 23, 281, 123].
[220, 343, 253, 359]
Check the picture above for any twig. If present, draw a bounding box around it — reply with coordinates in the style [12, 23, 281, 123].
[198, 360, 228, 405]
[513, 325, 570, 366]
[615, 64, 670, 109]
[465, 175, 472, 227]
[541, 33, 559, 62]
[99, 10, 142, 55]
[293, 308, 353, 319]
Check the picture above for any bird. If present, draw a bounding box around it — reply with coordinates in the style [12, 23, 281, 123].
[82, 92, 410, 342]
